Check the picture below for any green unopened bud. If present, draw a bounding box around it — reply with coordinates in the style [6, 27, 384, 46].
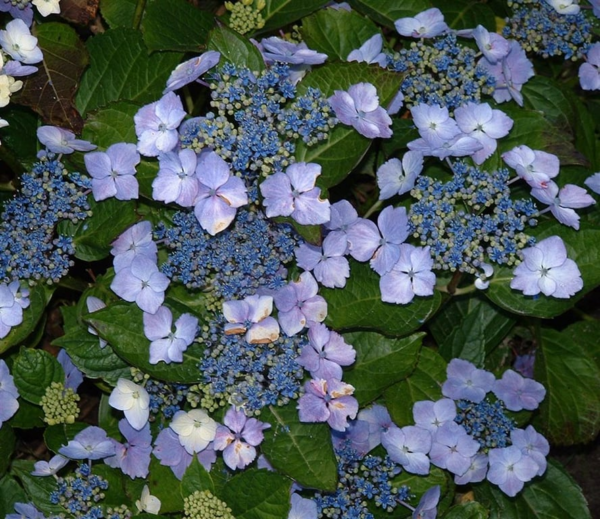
[41, 381, 80, 426]
[184, 490, 236, 519]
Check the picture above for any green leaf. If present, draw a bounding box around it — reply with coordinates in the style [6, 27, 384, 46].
[301, 8, 380, 61]
[442, 502, 489, 519]
[428, 295, 516, 367]
[126, 456, 184, 513]
[44, 422, 89, 453]
[59, 197, 138, 262]
[85, 302, 204, 383]
[0, 475, 27, 518]
[322, 260, 442, 336]
[296, 62, 401, 189]
[486, 222, 600, 318]
[181, 456, 215, 497]
[76, 28, 183, 116]
[0, 284, 54, 355]
[262, 401, 338, 491]
[384, 347, 447, 426]
[474, 459, 591, 519]
[11, 460, 64, 515]
[0, 426, 15, 477]
[343, 331, 423, 405]
[221, 469, 291, 519]
[15, 22, 88, 132]
[381, 118, 420, 156]
[10, 399, 45, 429]
[391, 467, 453, 517]
[100, 0, 136, 28]
[431, 0, 496, 30]
[83, 101, 140, 148]
[533, 321, 600, 445]
[207, 25, 265, 71]
[142, 0, 214, 52]
[12, 348, 64, 404]
[346, 0, 432, 28]
[260, 0, 329, 31]
[0, 105, 39, 163]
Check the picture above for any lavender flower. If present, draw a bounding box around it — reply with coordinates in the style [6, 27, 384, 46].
[0, 19, 43, 64]
[0, 359, 19, 428]
[164, 51, 221, 93]
[442, 359, 495, 403]
[510, 236, 583, 299]
[31, 454, 68, 477]
[487, 445, 539, 496]
[105, 419, 152, 479]
[258, 37, 327, 66]
[429, 422, 480, 476]
[57, 349, 83, 392]
[413, 398, 456, 433]
[260, 162, 331, 225]
[471, 25, 509, 64]
[0, 283, 23, 339]
[194, 151, 248, 235]
[377, 151, 423, 200]
[111, 255, 170, 314]
[356, 404, 394, 452]
[381, 425, 432, 475]
[379, 244, 436, 304]
[297, 378, 358, 431]
[152, 149, 199, 207]
[59, 426, 116, 460]
[502, 145, 559, 189]
[324, 199, 358, 251]
[531, 182, 595, 230]
[492, 369, 546, 412]
[213, 407, 270, 470]
[36, 125, 96, 154]
[143, 306, 198, 364]
[111, 221, 158, 273]
[412, 485, 440, 519]
[454, 453, 489, 485]
[273, 272, 328, 336]
[295, 233, 350, 288]
[296, 322, 356, 380]
[134, 92, 186, 157]
[223, 294, 280, 344]
[394, 8, 448, 38]
[153, 427, 216, 479]
[85, 142, 140, 201]
[329, 82, 392, 139]
[347, 33, 387, 66]
[7, 503, 46, 519]
[585, 172, 600, 194]
[579, 43, 600, 90]
[288, 493, 318, 519]
[510, 425, 549, 477]
[411, 103, 459, 147]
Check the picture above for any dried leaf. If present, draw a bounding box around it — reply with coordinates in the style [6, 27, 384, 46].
[59, 0, 100, 25]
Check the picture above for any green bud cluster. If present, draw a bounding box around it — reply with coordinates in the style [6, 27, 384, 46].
[40, 381, 80, 426]
[225, 0, 266, 35]
[184, 490, 236, 519]
[106, 504, 133, 519]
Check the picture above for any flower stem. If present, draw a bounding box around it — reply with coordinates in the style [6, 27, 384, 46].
[363, 199, 383, 219]
[133, 0, 147, 30]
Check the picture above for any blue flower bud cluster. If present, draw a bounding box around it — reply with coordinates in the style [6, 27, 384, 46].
[179, 62, 336, 183]
[386, 33, 496, 112]
[408, 161, 537, 274]
[157, 207, 299, 299]
[199, 316, 305, 414]
[314, 440, 410, 519]
[49, 463, 108, 518]
[455, 398, 515, 451]
[504, 0, 592, 60]
[0, 153, 91, 284]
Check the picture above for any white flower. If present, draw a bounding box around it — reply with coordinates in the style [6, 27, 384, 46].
[0, 19, 43, 64]
[136, 485, 161, 515]
[544, 0, 580, 14]
[32, 0, 61, 17]
[170, 409, 217, 455]
[108, 378, 150, 430]
[0, 74, 22, 108]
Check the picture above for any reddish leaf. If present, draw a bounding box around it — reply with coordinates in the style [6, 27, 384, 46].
[14, 22, 89, 133]
[59, 0, 100, 25]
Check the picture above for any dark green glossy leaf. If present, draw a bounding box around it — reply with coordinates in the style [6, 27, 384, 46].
[428, 295, 516, 367]
[431, 0, 496, 30]
[0, 426, 15, 477]
[343, 331, 423, 405]
[381, 118, 420, 157]
[207, 25, 265, 71]
[0, 105, 39, 163]
[442, 501, 489, 519]
[262, 401, 338, 491]
[384, 347, 447, 426]
[346, 0, 432, 28]
[301, 8, 381, 61]
[99, 0, 136, 28]
[0, 284, 54, 355]
[142, 0, 214, 52]
[83, 101, 139, 147]
[486, 222, 600, 318]
[12, 348, 64, 404]
[10, 399, 44, 429]
[181, 456, 215, 497]
[260, 0, 329, 31]
[533, 322, 600, 445]
[474, 460, 591, 519]
[16, 22, 88, 132]
[221, 469, 292, 519]
[11, 460, 64, 515]
[85, 302, 204, 383]
[391, 467, 453, 517]
[76, 28, 183, 116]
[322, 260, 442, 336]
[0, 475, 28, 518]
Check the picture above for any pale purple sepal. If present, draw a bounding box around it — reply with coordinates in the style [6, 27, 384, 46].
[347, 33, 387, 67]
[412, 485, 440, 519]
[324, 199, 358, 252]
[579, 43, 600, 90]
[381, 425, 432, 475]
[357, 404, 394, 452]
[411, 103, 459, 148]
[288, 493, 318, 519]
[0, 283, 22, 339]
[454, 453, 488, 485]
[144, 306, 198, 364]
[531, 182, 595, 230]
[57, 349, 83, 391]
[37, 125, 96, 154]
[380, 244, 435, 304]
[258, 37, 327, 66]
[152, 149, 199, 207]
[502, 145, 559, 189]
[413, 398, 456, 433]
[429, 422, 480, 476]
[295, 232, 350, 288]
[472, 25, 509, 64]
[585, 172, 600, 194]
[492, 369, 546, 411]
[85, 142, 140, 202]
[164, 51, 221, 93]
[371, 206, 410, 275]
[510, 425, 549, 477]
[394, 8, 448, 39]
[59, 426, 116, 460]
[104, 419, 152, 479]
[223, 294, 280, 344]
[510, 235, 582, 299]
[329, 82, 392, 139]
[111, 221, 158, 273]
[3, 60, 37, 76]
[31, 454, 68, 477]
[297, 378, 358, 432]
[377, 151, 423, 200]
[0, 2, 33, 26]
[487, 445, 539, 496]
[442, 358, 495, 403]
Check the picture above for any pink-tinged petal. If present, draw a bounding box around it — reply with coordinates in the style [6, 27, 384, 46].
[329, 90, 358, 126]
[223, 440, 256, 470]
[327, 395, 359, 431]
[348, 83, 379, 113]
[213, 426, 235, 451]
[194, 196, 237, 236]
